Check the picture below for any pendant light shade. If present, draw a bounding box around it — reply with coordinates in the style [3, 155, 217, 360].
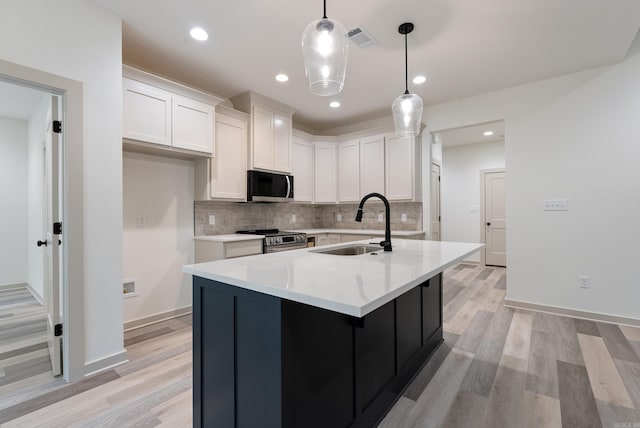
[392, 22, 423, 136]
[301, 1, 349, 96]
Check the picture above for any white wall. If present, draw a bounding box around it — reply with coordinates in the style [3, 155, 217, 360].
[123, 152, 194, 323]
[26, 95, 50, 299]
[424, 33, 640, 321]
[0, 118, 28, 286]
[0, 1, 124, 374]
[441, 141, 505, 261]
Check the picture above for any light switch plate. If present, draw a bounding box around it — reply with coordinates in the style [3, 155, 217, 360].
[401, 213, 407, 222]
[336, 214, 342, 222]
[544, 199, 568, 211]
[377, 213, 384, 222]
[291, 214, 296, 223]
[209, 215, 215, 225]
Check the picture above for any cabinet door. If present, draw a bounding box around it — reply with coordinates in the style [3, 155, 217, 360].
[316, 234, 328, 246]
[338, 140, 360, 202]
[386, 135, 414, 200]
[273, 114, 292, 173]
[327, 234, 341, 245]
[172, 95, 215, 154]
[360, 135, 385, 197]
[252, 106, 274, 170]
[211, 114, 247, 200]
[123, 78, 172, 146]
[292, 137, 314, 202]
[313, 142, 337, 203]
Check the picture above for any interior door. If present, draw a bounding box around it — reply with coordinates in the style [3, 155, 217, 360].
[484, 170, 506, 267]
[44, 95, 62, 376]
[430, 163, 441, 241]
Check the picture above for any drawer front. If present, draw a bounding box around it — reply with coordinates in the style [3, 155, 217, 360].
[225, 240, 263, 259]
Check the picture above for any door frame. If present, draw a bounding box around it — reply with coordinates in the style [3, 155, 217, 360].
[0, 58, 85, 382]
[480, 168, 506, 266]
[430, 160, 441, 241]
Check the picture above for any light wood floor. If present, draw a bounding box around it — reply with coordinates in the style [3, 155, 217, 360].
[2, 264, 640, 427]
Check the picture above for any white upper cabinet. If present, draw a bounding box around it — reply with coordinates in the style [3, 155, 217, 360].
[359, 135, 385, 197]
[172, 95, 215, 154]
[313, 141, 337, 203]
[386, 134, 421, 201]
[123, 79, 171, 147]
[230, 91, 295, 174]
[122, 66, 222, 157]
[338, 140, 360, 202]
[194, 107, 249, 201]
[292, 134, 314, 203]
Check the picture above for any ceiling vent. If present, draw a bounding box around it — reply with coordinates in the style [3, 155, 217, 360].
[348, 27, 377, 49]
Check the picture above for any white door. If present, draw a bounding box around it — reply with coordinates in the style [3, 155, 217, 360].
[483, 170, 506, 266]
[44, 96, 62, 376]
[430, 162, 441, 241]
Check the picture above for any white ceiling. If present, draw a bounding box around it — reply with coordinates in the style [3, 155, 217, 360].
[91, 0, 640, 132]
[435, 120, 504, 148]
[0, 80, 48, 120]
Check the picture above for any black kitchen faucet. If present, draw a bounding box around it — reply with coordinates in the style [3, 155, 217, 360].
[355, 192, 392, 252]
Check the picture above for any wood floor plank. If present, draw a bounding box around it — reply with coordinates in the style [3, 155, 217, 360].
[123, 326, 174, 347]
[523, 390, 561, 428]
[439, 390, 488, 428]
[574, 318, 601, 336]
[503, 311, 533, 361]
[578, 333, 634, 408]
[474, 268, 493, 280]
[403, 342, 452, 401]
[613, 358, 640, 412]
[597, 323, 640, 363]
[556, 360, 602, 428]
[454, 310, 493, 354]
[620, 325, 640, 342]
[443, 301, 479, 335]
[493, 274, 506, 290]
[459, 358, 499, 397]
[480, 364, 527, 428]
[378, 396, 417, 428]
[442, 284, 465, 306]
[595, 399, 639, 427]
[526, 330, 559, 398]
[475, 303, 514, 365]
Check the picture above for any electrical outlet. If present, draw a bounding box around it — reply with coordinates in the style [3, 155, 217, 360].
[209, 215, 215, 225]
[291, 214, 296, 223]
[336, 214, 342, 222]
[401, 213, 407, 222]
[377, 213, 384, 222]
[137, 216, 146, 227]
[579, 276, 591, 289]
[544, 199, 568, 211]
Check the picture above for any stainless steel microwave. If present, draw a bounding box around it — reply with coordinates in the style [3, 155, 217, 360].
[246, 170, 294, 202]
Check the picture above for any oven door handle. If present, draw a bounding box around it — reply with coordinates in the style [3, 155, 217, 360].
[285, 175, 291, 199]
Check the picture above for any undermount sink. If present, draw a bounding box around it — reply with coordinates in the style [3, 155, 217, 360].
[311, 245, 381, 256]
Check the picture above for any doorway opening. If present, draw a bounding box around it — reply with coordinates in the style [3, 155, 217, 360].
[431, 120, 506, 266]
[0, 79, 63, 384]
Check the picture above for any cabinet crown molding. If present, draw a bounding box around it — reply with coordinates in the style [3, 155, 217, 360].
[123, 64, 224, 107]
[230, 91, 296, 116]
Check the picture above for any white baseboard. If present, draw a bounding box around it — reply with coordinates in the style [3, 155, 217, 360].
[26, 283, 44, 305]
[124, 306, 193, 332]
[504, 299, 640, 328]
[83, 350, 129, 378]
[0, 282, 28, 291]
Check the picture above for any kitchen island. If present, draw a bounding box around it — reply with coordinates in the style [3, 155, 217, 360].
[183, 239, 482, 428]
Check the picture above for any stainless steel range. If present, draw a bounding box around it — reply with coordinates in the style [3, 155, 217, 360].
[236, 229, 307, 253]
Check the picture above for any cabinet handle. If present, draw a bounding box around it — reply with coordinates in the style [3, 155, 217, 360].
[486, 222, 491, 226]
[37, 240, 47, 247]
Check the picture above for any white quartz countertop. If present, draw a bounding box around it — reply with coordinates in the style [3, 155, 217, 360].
[193, 234, 264, 242]
[292, 228, 425, 237]
[183, 239, 483, 317]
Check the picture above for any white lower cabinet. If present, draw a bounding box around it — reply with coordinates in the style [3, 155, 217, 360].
[195, 239, 263, 262]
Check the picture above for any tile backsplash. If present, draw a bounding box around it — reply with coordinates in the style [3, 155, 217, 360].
[194, 201, 423, 235]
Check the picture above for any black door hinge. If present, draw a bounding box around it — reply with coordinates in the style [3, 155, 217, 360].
[439, 215, 441, 221]
[53, 222, 62, 235]
[53, 120, 62, 134]
[54, 323, 62, 337]
[438, 176, 441, 182]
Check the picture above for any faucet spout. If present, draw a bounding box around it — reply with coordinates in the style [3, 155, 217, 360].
[355, 192, 392, 252]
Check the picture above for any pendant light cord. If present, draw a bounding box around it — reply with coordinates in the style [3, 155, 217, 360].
[404, 32, 409, 95]
[323, 0, 327, 19]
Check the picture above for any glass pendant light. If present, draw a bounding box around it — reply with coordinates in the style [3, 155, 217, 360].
[301, 0, 349, 96]
[392, 22, 423, 136]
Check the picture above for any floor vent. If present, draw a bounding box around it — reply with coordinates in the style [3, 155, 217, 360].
[348, 27, 377, 49]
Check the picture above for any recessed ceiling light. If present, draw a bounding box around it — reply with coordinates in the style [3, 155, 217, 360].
[275, 74, 289, 82]
[412, 75, 427, 84]
[483, 131, 494, 136]
[190, 27, 208, 41]
[329, 101, 341, 108]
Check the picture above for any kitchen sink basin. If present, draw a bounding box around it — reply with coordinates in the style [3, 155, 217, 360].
[311, 245, 381, 256]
